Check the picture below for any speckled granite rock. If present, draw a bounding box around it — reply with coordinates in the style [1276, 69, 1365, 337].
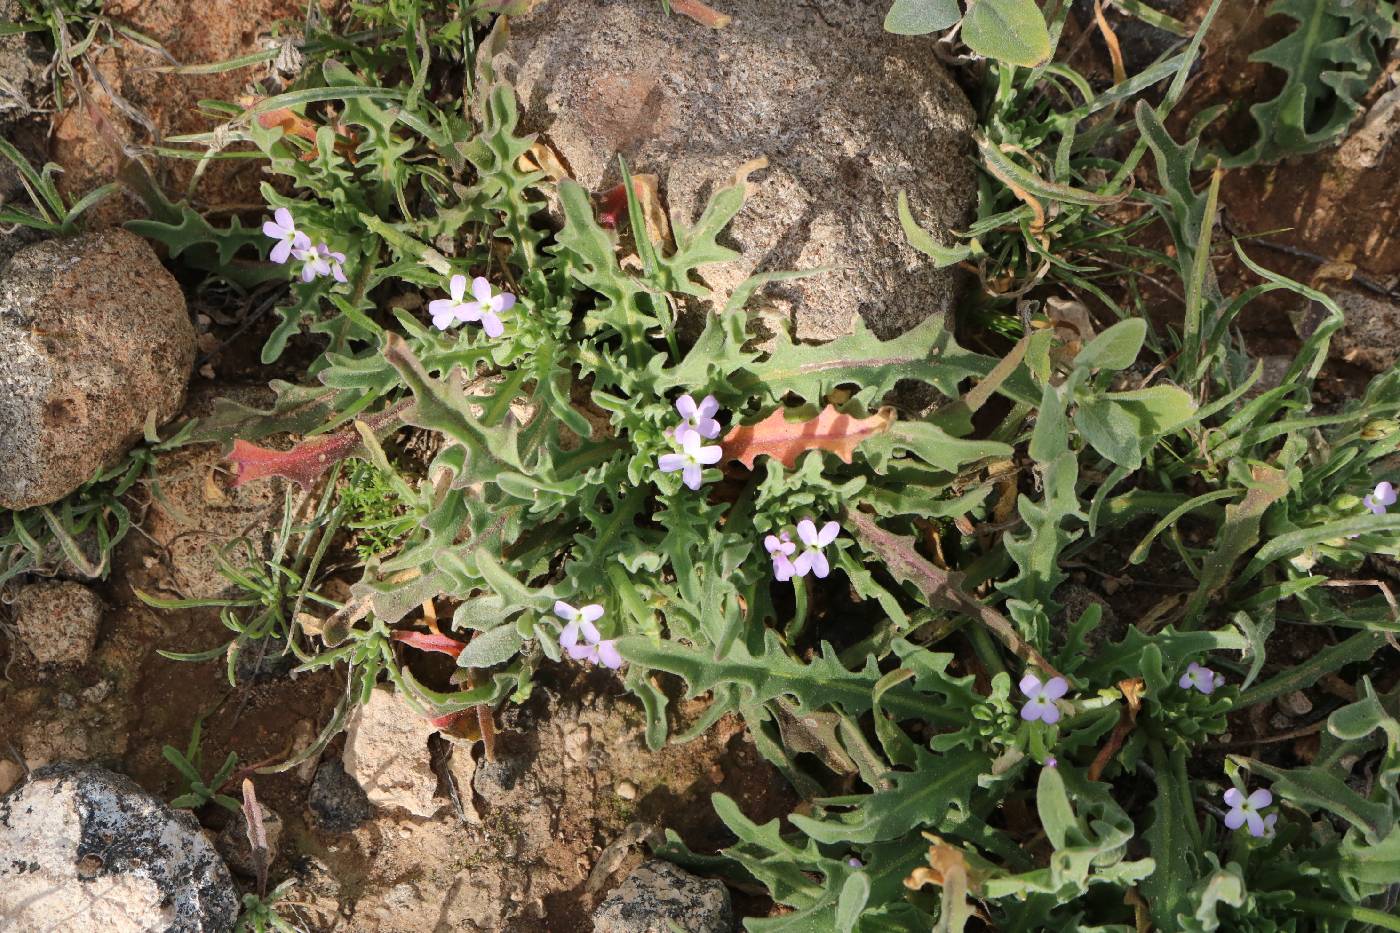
[0, 229, 194, 509]
[1327, 287, 1400, 373]
[507, 0, 976, 343]
[11, 580, 103, 665]
[0, 764, 238, 932]
[593, 860, 732, 933]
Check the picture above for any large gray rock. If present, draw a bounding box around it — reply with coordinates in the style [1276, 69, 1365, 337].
[0, 229, 194, 509]
[593, 859, 733, 933]
[0, 764, 238, 932]
[507, 0, 976, 342]
[11, 579, 103, 665]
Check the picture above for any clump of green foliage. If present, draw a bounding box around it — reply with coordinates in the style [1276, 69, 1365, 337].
[55, 0, 1398, 929]
[1220, 0, 1399, 165]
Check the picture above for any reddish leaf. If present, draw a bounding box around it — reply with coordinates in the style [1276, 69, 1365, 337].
[227, 400, 411, 489]
[596, 178, 655, 229]
[241, 95, 360, 162]
[672, 0, 732, 28]
[391, 630, 466, 659]
[721, 404, 894, 469]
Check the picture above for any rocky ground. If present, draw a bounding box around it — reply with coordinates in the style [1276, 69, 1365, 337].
[1, 0, 1399, 931]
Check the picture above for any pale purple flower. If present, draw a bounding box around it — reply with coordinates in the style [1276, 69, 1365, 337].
[1364, 481, 1396, 516]
[765, 531, 797, 581]
[299, 243, 347, 284]
[1223, 787, 1274, 837]
[262, 207, 310, 264]
[792, 520, 840, 579]
[428, 274, 473, 330]
[1179, 661, 1225, 695]
[846, 857, 863, 869]
[674, 394, 721, 440]
[657, 428, 722, 490]
[1019, 673, 1069, 724]
[554, 600, 621, 670]
[466, 275, 515, 338]
[1044, 756, 1058, 769]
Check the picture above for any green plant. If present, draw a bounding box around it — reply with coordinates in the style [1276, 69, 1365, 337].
[1218, 0, 1399, 166]
[162, 718, 240, 812]
[0, 418, 188, 585]
[0, 135, 117, 234]
[135, 476, 345, 684]
[235, 881, 304, 933]
[884, 0, 1053, 67]
[132, 2, 1400, 929]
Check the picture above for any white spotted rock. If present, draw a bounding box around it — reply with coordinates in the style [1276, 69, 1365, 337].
[0, 764, 238, 932]
[593, 859, 732, 933]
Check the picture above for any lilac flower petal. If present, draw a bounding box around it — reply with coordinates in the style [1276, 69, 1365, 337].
[597, 640, 623, 670]
[1245, 811, 1266, 837]
[567, 641, 597, 662]
[481, 312, 504, 338]
[696, 444, 723, 466]
[559, 620, 580, 649]
[493, 292, 516, 313]
[269, 238, 293, 264]
[697, 395, 719, 419]
[1039, 703, 1061, 724]
[579, 604, 604, 624]
[676, 394, 697, 419]
[810, 551, 830, 579]
[274, 207, 294, 229]
[1043, 676, 1069, 700]
[458, 301, 482, 323]
[817, 521, 840, 547]
[681, 430, 704, 456]
[1223, 808, 1246, 830]
[658, 453, 686, 473]
[1197, 676, 1216, 696]
[792, 551, 814, 577]
[449, 274, 467, 302]
[797, 519, 818, 547]
[555, 601, 578, 621]
[697, 417, 722, 440]
[429, 299, 457, 331]
[1178, 672, 1194, 690]
[1365, 495, 1384, 515]
[300, 264, 316, 283]
[263, 219, 287, 239]
[773, 555, 794, 582]
[764, 535, 784, 556]
[332, 263, 348, 284]
[472, 276, 493, 303]
[1223, 788, 1243, 808]
[1248, 789, 1272, 809]
[683, 464, 703, 490]
[1020, 698, 1046, 721]
[1378, 482, 1397, 506]
[1019, 673, 1043, 697]
[577, 619, 601, 644]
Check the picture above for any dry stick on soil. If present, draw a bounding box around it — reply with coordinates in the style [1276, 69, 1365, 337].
[846, 510, 1065, 679]
[1318, 578, 1400, 654]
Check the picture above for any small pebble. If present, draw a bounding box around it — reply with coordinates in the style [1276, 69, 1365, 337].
[1278, 690, 1314, 717]
[615, 780, 638, 801]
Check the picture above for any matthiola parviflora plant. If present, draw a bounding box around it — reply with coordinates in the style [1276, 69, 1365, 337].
[99, 2, 1400, 930]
